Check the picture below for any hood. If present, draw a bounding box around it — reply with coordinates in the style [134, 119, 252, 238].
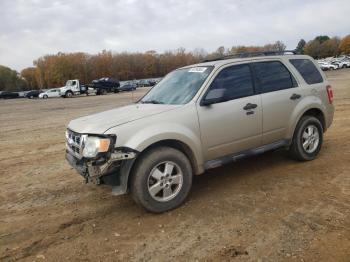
[68, 103, 181, 134]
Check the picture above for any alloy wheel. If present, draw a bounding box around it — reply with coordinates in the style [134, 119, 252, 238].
[147, 161, 183, 202]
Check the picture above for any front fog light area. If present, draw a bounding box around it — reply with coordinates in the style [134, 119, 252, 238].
[82, 136, 111, 158]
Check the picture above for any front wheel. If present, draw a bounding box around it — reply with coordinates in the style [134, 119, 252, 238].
[130, 147, 193, 213]
[289, 116, 323, 161]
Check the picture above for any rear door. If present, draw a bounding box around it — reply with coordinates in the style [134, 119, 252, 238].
[252, 60, 302, 144]
[197, 63, 262, 161]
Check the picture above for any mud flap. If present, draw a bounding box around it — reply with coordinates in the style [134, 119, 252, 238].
[111, 159, 135, 196]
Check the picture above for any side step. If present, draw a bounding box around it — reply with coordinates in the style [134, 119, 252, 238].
[204, 139, 289, 170]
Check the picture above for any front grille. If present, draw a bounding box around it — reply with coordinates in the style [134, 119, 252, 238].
[66, 129, 84, 158]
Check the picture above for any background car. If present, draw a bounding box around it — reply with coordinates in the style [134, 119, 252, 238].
[317, 61, 338, 71]
[137, 79, 152, 87]
[39, 88, 61, 99]
[0, 91, 19, 99]
[25, 90, 43, 99]
[116, 82, 137, 92]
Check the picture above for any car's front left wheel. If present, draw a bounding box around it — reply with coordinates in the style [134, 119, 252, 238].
[130, 147, 193, 213]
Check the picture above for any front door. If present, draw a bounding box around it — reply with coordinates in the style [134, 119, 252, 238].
[197, 63, 262, 161]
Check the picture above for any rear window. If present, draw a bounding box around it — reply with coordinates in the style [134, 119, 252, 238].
[289, 59, 323, 85]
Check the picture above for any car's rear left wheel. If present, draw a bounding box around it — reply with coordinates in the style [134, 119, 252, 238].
[289, 116, 323, 161]
[130, 147, 193, 213]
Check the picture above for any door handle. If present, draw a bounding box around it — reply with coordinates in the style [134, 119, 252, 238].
[290, 93, 301, 100]
[243, 103, 257, 110]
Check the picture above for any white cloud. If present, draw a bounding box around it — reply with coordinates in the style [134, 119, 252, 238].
[0, 0, 349, 71]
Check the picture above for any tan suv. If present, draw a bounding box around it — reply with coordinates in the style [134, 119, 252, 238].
[65, 51, 334, 213]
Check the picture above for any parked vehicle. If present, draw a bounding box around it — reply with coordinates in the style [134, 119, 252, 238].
[0, 91, 19, 99]
[116, 82, 137, 92]
[65, 51, 334, 213]
[137, 79, 152, 87]
[317, 61, 338, 71]
[333, 60, 350, 68]
[148, 79, 157, 86]
[59, 80, 91, 98]
[25, 90, 43, 99]
[90, 77, 120, 95]
[39, 88, 61, 99]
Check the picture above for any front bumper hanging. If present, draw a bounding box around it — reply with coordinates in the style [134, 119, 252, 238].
[65, 149, 137, 195]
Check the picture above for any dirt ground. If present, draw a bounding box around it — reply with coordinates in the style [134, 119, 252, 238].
[1, 70, 349, 262]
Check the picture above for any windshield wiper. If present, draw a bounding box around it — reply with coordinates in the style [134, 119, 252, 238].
[141, 100, 164, 104]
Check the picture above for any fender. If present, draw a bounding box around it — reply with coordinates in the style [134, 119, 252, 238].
[286, 96, 327, 140]
[127, 123, 204, 173]
[107, 121, 204, 174]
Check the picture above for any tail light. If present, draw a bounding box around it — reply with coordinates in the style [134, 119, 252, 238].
[326, 85, 333, 104]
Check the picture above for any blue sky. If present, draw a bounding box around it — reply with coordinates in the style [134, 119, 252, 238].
[1, 0, 349, 71]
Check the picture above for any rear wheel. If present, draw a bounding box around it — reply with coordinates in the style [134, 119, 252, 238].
[130, 147, 193, 213]
[289, 116, 323, 161]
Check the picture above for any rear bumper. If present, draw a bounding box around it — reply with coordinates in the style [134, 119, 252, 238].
[325, 104, 335, 130]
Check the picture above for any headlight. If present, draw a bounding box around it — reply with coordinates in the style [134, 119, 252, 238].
[82, 136, 111, 158]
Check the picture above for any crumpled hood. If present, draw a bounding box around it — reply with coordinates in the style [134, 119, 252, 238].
[68, 104, 180, 134]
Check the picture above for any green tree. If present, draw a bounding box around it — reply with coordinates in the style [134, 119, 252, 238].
[315, 35, 330, 44]
[0, 65, 26, 91]
[295, 39, 306, 54]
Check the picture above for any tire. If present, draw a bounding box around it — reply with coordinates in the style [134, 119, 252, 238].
[43, 95, 48, 99]
[289, 116, 323, 161]
[342, 65, 346, 69]
[65, 91, 73, 98]
[130, 147, 193, 213]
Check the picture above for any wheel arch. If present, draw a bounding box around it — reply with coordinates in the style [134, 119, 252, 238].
[130, 138, 200, 176]
[288, 106, 326, 141]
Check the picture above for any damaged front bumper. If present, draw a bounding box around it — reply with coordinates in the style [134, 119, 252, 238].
[65, 149, 137, 195]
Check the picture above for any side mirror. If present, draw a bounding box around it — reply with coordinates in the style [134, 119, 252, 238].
[201, 88, 225, 106]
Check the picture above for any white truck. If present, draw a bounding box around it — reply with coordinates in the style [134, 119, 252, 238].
[59, 80, 91, 98]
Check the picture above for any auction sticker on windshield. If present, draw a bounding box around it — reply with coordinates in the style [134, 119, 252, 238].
[188, 67, 207, 73]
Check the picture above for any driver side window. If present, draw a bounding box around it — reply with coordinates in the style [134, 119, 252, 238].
[207, 64, 254, 102]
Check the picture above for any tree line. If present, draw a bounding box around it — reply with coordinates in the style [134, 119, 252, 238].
[1, 35, 350, 91]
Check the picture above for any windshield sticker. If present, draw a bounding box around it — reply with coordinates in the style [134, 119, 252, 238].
[188, 67, 207, 73]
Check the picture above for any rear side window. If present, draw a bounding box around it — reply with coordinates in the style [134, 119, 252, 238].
[252, 61, 297, 93]
[289, 59, 323, 84]
[208, 64, 254, 101]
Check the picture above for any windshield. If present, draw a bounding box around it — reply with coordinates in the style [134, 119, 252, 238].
[140, 66, 213, 105]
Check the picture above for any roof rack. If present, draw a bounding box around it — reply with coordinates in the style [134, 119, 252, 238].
[202, 50, 299, 62]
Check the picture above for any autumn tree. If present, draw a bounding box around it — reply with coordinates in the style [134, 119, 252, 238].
[21, 67, 38, 90]
[339, 35, 350, 54]
[304, 35, 340, 58]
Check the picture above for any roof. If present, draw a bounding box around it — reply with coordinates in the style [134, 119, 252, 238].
[180, 51, 313, 69]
